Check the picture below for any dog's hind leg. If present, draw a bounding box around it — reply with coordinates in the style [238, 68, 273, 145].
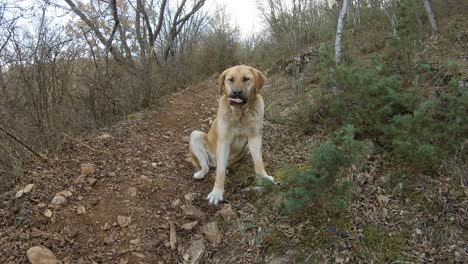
[189, 130, 210, 179]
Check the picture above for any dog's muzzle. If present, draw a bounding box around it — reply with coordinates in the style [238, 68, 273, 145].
[228, 89, 247, 106]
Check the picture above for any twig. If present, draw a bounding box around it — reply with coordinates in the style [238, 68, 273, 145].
[0, 125, 45, 160]
[63, 133, 96, 152]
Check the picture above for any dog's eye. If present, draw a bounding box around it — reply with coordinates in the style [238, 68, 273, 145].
[228, 77, 234, 82]
[243, 77, 250, 82]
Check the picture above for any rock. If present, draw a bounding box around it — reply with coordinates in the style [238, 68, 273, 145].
[184, 193, 197, 201]
[108, 171, 116, 177]
[87, 177, 97, 186]
[76, 206, 86, 215]
[51, 195, 66, 205]
[172, 199, 181, 207]
[58, 190, 72, 197]
[26, 246, 58, 264]
[183, 239, 205, 264]
[151, 162, 158, 168]
[97, 133, 112, 140]
[169, 221, 177, 250]
[127, 187, 137, 197]
[181, 221, 198, 231]
[218, 204, 238, 221]
[102, 223, 111, 231]
[117, 215, 131, 228]
[43, 209, 53, 218]
[201, 222, 221, 244]
[15, 184, 35, 198]
[37, 203, 47, 208]
[181, 205, 206, 220]
[80, 163, 96, 175]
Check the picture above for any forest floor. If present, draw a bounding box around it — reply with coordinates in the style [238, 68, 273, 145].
[1, 72, 466, 263]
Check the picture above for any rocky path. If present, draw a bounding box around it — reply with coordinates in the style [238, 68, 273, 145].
[1, 78, 313, 263]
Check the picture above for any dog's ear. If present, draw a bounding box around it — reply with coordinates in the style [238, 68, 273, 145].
[218, 70, 227, 95]
[251, 67, 266, 93]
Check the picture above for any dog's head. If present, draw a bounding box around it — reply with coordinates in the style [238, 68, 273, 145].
[218, 65, 266, 106]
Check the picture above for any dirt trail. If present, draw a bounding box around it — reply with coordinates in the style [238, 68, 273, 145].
[1, 78, 312, 263]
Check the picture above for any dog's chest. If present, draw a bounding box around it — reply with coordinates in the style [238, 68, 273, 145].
[225, 110, 262, 136]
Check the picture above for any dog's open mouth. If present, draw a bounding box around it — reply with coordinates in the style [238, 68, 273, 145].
[227, 97, 246, 105]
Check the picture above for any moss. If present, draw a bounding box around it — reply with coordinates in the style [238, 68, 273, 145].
[362, 224, 408, 261]
[127, 114, 137, 119]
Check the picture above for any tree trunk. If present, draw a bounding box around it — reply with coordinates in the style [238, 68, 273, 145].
[335, 0, 349, 66]
[422, 0, 438, 33]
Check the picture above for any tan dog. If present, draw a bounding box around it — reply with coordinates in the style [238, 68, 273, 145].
[189, 65, 274, 204]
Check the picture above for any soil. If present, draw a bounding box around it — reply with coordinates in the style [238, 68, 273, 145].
[1, 72, 466, 263]
[0, 77, 314, 263]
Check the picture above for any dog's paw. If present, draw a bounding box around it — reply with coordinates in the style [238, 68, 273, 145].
[193, 171, 206, 179]
[207, 188, 224, 205]
[264, 175, 275, 183]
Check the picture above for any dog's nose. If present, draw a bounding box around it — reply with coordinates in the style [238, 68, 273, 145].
[232, 88, 242, 96]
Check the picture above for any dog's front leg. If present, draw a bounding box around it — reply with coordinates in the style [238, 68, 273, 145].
[207, 139, 230, 204]
[248, 135, 274, 182]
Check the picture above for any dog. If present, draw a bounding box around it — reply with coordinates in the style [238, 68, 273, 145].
[189, 65, 274, 204]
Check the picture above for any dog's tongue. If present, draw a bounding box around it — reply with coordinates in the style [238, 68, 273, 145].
[228, 98, 243, 104]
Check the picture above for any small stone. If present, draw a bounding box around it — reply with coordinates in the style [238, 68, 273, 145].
[201, 222, 221, 244]
[51, 195, 66, 205]
[172, 199, 181, 207]
[37, 203, 47, 208]
[80, 163, 96, 175]
[182, 221, 198, 231]
[76, 206, 86, 215]
[43, 209, 53, 218]
[26, 246, 58, 264]
[183, 239, 205, 264]
[102, 223, 111, 231]
[127, 187, 137, 197]
[117, 215, 131, 228]
[97, 133, 112, 140]
[151, 162, 158, 168]
[108, 172, 116, 177]
[218, 204, 238, 221]
[87, 177, 97, 186]
[58, 190, 72, 197]
[181, 205, 206, 220]
[416, 228, 422, 235]
[184, 193, 197, 201]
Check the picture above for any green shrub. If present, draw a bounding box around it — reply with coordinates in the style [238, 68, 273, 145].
[320, 60, 467, 171]
[278, 125, 373, 214]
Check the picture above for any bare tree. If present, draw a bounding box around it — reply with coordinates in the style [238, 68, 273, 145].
[335, 0, 349, 65]
[422, 0, 438, 33]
